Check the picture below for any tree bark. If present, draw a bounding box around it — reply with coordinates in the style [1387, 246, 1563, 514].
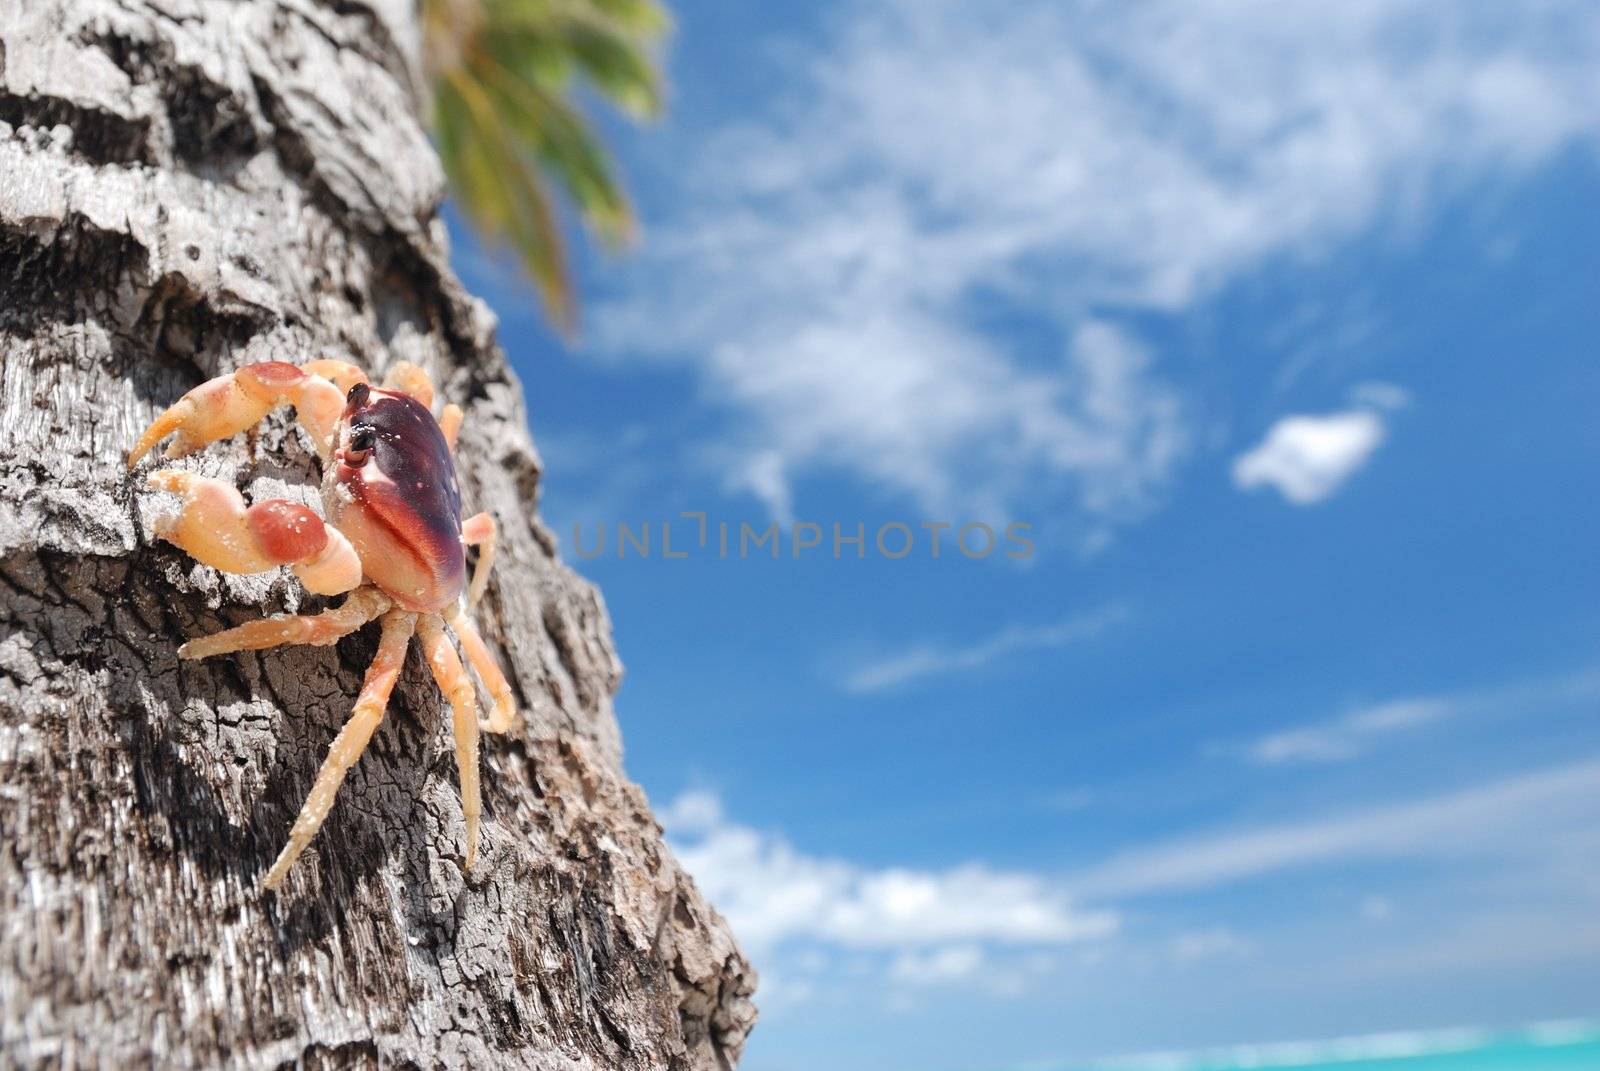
[0, 2, 756, 1068]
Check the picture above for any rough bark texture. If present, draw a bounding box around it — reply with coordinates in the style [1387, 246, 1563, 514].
[0, 2, 757, 1068]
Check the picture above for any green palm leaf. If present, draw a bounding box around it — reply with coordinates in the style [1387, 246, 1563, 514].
[424, 0, 669, 334]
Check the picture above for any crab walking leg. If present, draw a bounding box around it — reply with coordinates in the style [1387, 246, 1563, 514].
[438, 404, 464, 451]
[417, 615, 483, 870]
[381, 360, 436, 411]
[302, 358, 368, 395]
[461, 511, 497, 610]
[128, 361, 346, 466]
[146, 471, 362, 595]
[180, 587, 391, 660]
[262, 609, 418, 890]
[445, 606, 516, 733]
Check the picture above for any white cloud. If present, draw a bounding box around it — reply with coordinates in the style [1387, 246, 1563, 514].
[888, 945, 1059, 999]
[1232, 409, 1387, 504]
[1361, 895, 1395, 922]
[889, 944, 986, 986]
[657, 788, 726, 834]
[1039, 787, 1096, 813]
[663, 757, 1600, 1010]
[1243, 697, 1453, 764]
[1171, 927, 1252, 964]
[843, 605, 1128, 693]
[1078, 1026, 1497, 1071]
[661, 794, 1118, 954]
[1348, 382, 1413, 412]
[1073, 757, 1600, 899]
[725, 449, 795, 528]
[1228, 668, 1600, 765]
[594, 0, 1600, 521]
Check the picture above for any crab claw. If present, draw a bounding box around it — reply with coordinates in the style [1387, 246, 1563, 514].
[127, 362, 345, 468]
[145, 471, 361, 595]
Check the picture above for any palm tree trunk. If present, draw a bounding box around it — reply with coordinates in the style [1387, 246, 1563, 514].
[0, 2, 755, 1067]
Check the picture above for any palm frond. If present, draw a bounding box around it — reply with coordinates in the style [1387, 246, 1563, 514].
[585, 0, 671, 36]
[424, 0, 668, 333]
[436, 67, 576, 328]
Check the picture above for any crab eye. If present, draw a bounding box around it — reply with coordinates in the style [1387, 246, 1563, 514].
[345, 425, 375, 465]
[347, 382, 371, 408]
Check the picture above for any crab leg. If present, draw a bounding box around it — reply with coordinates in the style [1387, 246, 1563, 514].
[381, 360, 436, 411]
[461, 511, 497, 610]
[128, 361, 347, 466]
[262, 609, 417, 891]
[179, 587, 391, 660]
[438, 404, 464, 451]
[145, 471, 361, 595]
[417, 614, 482, 871]
[385, 360, 464, 450]
[444, 606, 516, 734]
[302, 358, 368, 395]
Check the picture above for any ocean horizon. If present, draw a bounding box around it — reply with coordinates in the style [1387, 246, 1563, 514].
[1031, 1021, 1600, 1071]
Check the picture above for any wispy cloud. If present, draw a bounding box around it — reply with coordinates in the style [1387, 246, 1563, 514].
[1226, 668, 1600, 765]
[662, 790, 1118, 953]
[1171, 927, 1252, 965]
[1242, 697, 1453, 764]
[1232, 409, 1388, 504]
[842, 605, 1129, 694]
[1361, 895, 1395, 922]
[595, 1, 1600, 521]
[1073, 757, 1600, 899]
[666, 753, 1600, 1009]
[1037, 787, 1097, 813]
[1065, 1025, 1509, 1071]
[889, 944, 985, 986]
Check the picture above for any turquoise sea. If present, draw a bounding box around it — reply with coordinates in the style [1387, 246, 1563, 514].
[1059, 1023, 1600, 1071]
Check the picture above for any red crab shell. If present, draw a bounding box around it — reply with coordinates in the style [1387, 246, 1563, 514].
[323, 384, 465, 612]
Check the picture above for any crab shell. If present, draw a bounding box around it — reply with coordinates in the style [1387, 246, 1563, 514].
[323, 383, 465, 612]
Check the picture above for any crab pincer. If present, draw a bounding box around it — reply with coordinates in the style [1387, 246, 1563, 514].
[145, 470, 362, 596]
[128, 361, 347, 466]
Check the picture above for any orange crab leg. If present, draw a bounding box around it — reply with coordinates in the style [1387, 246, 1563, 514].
[145, 471, 361, 595]
[381, 360, 436, 411]
[128, 361, 346, 466]
[438, 404, 464, 451]
[262, 609, 417, 891]
[179, 587, 391, 660]
[461, 511, 496, 610]
[302, 358, 368, 395]
[384, 360, 464, 451]
[445, 606, 516, 734]
[417, 614, 482, 871]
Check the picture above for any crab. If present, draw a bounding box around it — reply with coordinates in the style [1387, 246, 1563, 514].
[127, 358, 515, 890]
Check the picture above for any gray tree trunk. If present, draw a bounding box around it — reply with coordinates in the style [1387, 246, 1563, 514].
[0, 2, 756, 1068]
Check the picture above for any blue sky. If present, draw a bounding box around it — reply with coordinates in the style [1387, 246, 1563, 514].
[450, 2, 1600, 1068]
